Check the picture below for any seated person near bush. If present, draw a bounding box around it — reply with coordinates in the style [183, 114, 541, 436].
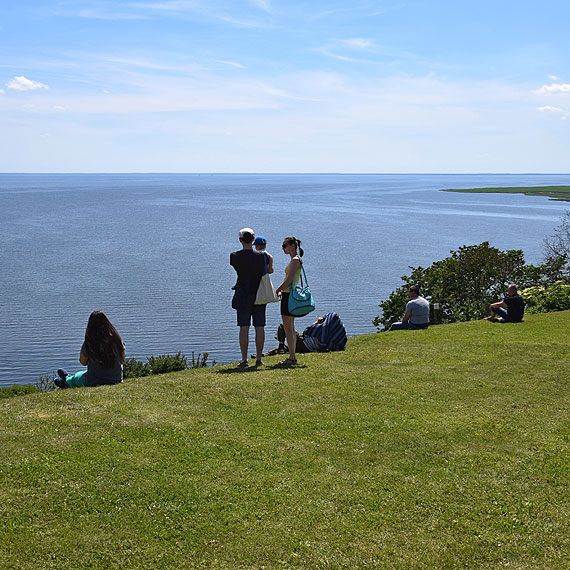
[488, 283, 525, 323]
[55, 311, 125, 389]
[387, 284, 430, 331]
[266, 312, 347, 354]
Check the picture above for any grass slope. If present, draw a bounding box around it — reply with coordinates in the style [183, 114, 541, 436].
[441, 185, 570, 202]
[1, 312, 569, 569]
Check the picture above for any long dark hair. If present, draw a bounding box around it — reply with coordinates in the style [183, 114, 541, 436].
[283, 236, 304, 257]
[84, 311, 125, 368]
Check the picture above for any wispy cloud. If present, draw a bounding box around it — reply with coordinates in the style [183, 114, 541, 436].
[533, 82, 570, 95]
[537, 105, 570, 121]
[216, 60, 247, 69]
[62, 1, 272, 27]
[128, 1, 201, 12]
[6, 76, 49, 91]
[548, 75, 560, 81]
[126, 0, 272, 27]
[77, 8, 147, 20]
[337, 38, 375, 50]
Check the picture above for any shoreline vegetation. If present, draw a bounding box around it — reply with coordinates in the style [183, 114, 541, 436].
[441, 185, 570, 201]
[1, 312, 569, 567]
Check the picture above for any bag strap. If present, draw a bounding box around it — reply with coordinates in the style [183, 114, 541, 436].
[300, 261, 309, 287]
[263, 251, 268, 275]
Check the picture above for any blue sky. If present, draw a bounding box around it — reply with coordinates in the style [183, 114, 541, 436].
[1, 0, 569, 172]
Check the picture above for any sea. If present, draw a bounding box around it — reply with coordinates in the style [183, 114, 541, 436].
[1, 173, 569, 387]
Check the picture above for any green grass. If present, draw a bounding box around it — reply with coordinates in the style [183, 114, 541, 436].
[441, 185, 570, 202]
[1, 312, 569, 569]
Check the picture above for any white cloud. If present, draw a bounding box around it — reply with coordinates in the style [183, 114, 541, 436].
[533, 83, 570, 95]
[127, 1, 272, 27]
[54, 105, 66, 111]
[217, 60, 246, 69]
[548, 75, 560, 80]
[78, 8, 146, 20]
[6, 76, 49, 91]
[338, 38, 374, 50]
[537, 105, 562, 112]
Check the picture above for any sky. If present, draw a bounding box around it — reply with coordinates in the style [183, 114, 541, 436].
[1, 0, 570, 173]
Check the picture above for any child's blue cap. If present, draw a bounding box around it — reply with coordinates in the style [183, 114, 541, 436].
[253, 236, 267, 246]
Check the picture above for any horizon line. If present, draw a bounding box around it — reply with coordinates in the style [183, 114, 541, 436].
[1, 172, 570, 176]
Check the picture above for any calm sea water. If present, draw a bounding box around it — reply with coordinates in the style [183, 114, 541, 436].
[1, 173, 569, 387]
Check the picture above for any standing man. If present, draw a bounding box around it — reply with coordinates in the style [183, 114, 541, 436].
[387, 284, 430, 331]
[488, 283, 525, 323]
[230, 228, 267, 368]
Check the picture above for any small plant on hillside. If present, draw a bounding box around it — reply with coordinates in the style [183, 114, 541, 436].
[189, 351, 214, 368]
[35, 373, 56, 392]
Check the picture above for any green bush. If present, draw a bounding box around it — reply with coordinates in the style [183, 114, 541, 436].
[123, 358, 151, 379]
[147, 352, 188, 375]
[521, 281, 570, 314]
[124, 351, 215, 379]
[0, 384, 40, 400]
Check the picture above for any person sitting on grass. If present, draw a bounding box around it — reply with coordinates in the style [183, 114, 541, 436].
[487, 283, 525, 323]
[387, 284, 430, 331]
[55, 311, 125, 389]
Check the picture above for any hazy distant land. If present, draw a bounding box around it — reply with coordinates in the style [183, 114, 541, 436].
[441, 185, 570, 202]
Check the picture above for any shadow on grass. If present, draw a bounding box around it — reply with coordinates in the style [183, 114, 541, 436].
[217, 362, 307, 374]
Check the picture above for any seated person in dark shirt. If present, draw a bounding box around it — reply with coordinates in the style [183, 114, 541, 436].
[487, 283, 525, 323]
[55, 311, 125, 389]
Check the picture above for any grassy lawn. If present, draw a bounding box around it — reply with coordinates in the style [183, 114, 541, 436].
[1, 312, 569, 569]
[441, 185, 570, 202]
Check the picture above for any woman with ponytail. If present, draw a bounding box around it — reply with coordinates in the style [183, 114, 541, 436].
[55, 310, 125, 388]
[275, 236, 304, 365]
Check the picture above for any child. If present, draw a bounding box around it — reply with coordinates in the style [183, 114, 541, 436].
[253, 235, 274, 274]
[232, 234, 274, 290]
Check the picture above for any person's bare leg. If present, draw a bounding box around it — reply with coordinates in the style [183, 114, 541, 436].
[282, 315, 297, 362]
[239, 326, 249, 362]
[254, 326, 265, 363]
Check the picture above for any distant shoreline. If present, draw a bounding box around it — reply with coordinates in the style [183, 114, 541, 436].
[441, 185, 570, 202]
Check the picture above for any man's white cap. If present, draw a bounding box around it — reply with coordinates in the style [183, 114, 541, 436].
[239, 227, 255, 239]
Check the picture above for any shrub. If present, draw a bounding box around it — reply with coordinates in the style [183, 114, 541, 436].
[123, 358, 151, 379]
[123, 352, 215, 379]
[521, 281, 570, 314]
[147, 352, 188, 375]
[0, 384, 40, 399]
